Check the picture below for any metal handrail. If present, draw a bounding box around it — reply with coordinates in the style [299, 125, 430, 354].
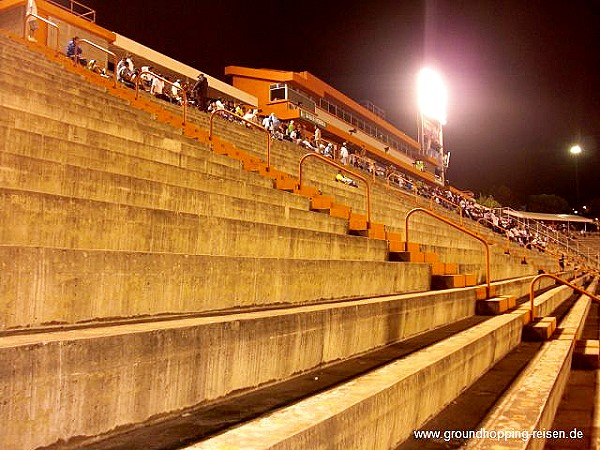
[76, 39, 117, 88]
[136, 70, 187, 124]
[299, 153, 372, 225]
[209, 109, 271, 169]
[48, 0, 96, 22]
[406, 207, 492, 298]
[529, 273, 600, 322]
[24, 13, 59, 53]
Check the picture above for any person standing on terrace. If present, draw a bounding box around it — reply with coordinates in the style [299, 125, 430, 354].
[192, 73, 209, 111]
[314, 126, 321, 148]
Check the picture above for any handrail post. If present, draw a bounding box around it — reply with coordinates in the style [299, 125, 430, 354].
[406, 207, 491, 298]
[299, 152, 371, 225]
[135, 70, 187, 125]
[24, 13, 59, 54]
[208, 109, 270, 169]
[529, 273, 600, 323]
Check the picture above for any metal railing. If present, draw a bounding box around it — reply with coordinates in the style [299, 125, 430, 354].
[298, 152, 372, 225]
[24, 13, 59, 53]
[135, 70, 187, 124]
[529, 273, 600, 322]
[76, 39, 117, 88]
[209, 109, 271, 169]
[48, 0, 96, 22]
[405, 207, 492, 298]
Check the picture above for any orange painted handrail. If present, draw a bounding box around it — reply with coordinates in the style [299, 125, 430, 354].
[24, 13, 58, 53]
[209, 109, 271, 170]
[77, 38, 117, 88]
[299, 152, 371, 225]
[135, 70, 187, 124]
[406, 207, 492, 298]
[529, 273, 600, 322]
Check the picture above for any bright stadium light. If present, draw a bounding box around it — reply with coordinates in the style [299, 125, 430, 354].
[417, 68, 448, 125]
[569, 144, 583, 203]
[570, 145, 582, 155]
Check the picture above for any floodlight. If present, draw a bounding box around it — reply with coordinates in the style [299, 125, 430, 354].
[570, 145, 582, 155]
[417, 68, 448, 125]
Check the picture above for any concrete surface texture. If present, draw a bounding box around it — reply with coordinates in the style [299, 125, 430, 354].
[0, 28, 587, 450]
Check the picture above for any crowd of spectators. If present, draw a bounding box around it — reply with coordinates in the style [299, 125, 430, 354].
[71, 46, 588, 259]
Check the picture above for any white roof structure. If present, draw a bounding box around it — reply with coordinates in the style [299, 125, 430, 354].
[504, 210, 595, 224]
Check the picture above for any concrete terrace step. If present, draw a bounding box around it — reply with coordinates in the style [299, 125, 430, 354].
[0, 245, 431, 330]
[0, 83, 193, 147]
[183, 278, 592, 449]
[183, 311, 526, 449]
[0, 124, 318, 219]
[0, 151, 349, 235]
[0, 284, 491, 450]
[0, 188, 383, 259]
[0, 67, 155, 125]
[463, 279, 598, 449]
[1, 113, 272, 191]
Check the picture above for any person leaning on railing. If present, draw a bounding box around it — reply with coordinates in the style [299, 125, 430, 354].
[66, 36, 86, 65]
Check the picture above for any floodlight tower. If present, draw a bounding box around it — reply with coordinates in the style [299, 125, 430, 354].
[417, 68, 448, 185]
[569, 144, 582, 205]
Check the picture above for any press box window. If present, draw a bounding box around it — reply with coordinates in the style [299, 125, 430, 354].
[269, 83, 287, 102]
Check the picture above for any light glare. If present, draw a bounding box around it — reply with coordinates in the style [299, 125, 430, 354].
[570, 145, 582, 155]
[418, 68, 448, 125]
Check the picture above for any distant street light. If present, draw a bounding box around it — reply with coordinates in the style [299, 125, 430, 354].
[569, 145, 582, 204]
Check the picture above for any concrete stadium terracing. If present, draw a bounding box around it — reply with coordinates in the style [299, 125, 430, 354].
[1, 8, 600, 450]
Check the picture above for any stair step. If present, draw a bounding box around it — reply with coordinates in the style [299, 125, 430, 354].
[389, 251, 425, 263]
[348, 213, 368, 231]
[431, 274, 466, 289]
[329, 203, 351, 220]
[310, 195, 334, 210]
[523, 316, 557, 341]
[476, 295, 516, 315]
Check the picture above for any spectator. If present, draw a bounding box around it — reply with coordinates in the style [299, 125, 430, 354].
[117, 56, 135, 85]
[191, 73, 209, 111]
[340, 142, 349, 165]
[314, 126, 321, 148]
[335, 170, 358, 187]
[66, 36, 86, 65]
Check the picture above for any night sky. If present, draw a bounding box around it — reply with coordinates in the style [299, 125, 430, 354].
[88, 0, 599, 211]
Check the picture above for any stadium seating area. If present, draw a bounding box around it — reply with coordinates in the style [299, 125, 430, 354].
[1, 26, 599, 450]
